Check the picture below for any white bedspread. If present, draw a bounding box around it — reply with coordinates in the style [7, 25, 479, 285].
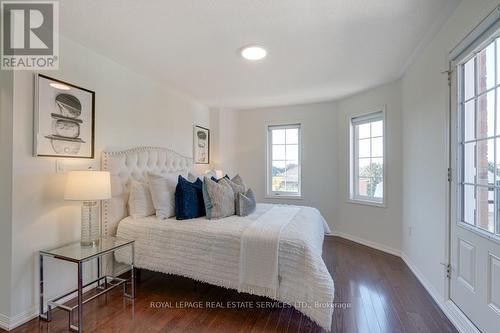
[115, 203, 335, 331]
[239, 206, 300, 298]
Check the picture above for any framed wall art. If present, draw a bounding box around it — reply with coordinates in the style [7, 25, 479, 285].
[193, 125, 209, 164]
[34, 74, 95, 158]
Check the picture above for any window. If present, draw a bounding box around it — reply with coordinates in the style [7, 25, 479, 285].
[458, 36, 500, 236]
[267, 124, 301, 197]
[349, 111, 385, 205]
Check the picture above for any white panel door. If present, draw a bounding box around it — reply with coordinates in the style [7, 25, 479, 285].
[450, 34, 500, 333]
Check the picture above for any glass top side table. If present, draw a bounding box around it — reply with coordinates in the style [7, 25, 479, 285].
[39, 236, 135, 332]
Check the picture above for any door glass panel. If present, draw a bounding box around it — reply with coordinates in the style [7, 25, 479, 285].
[459, 38, 500, 237]
[464, 100, 476, 141]
[477, 42, 495, 94]
[463, 142, 476, 184]
[464, 57, 475, 101]
[476, 186, 494, 233]
[476, 139, 494, 186]
[477, 91, 495, 139]
[463, 184, 475, 225]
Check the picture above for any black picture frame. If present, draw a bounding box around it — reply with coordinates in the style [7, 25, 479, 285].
[34, 74, 95, 158]
[193, 125, 210, 164]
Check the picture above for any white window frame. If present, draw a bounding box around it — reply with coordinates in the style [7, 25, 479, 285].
[453, 28, 500, 238]
[348, 109, 386, 207]
[266, 123, 302, 199]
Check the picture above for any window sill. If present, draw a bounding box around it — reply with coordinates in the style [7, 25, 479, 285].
[265, 195, 304, 201]
[347, 199, 386, 208]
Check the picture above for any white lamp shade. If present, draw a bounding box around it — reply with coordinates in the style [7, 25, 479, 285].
[215, 170, 224, 179]
[64, 171, 111, 201]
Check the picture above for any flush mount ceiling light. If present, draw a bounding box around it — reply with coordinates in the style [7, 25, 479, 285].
[49, 82, 71, 90]
[240, 45, 267, 61]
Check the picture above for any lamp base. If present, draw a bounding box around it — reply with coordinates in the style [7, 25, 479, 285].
[81, 201, 100, 247]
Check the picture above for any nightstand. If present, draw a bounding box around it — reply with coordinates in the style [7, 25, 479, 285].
[39, 236, 135, 332]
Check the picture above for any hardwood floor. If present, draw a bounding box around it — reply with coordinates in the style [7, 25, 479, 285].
[2, 236, 457, 333]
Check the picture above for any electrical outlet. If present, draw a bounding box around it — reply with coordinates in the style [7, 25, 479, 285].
[408, 226, 412, 236]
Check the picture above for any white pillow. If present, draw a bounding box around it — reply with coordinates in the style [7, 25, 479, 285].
[148, 173, 178, 219]
[128, 180, 155, 218]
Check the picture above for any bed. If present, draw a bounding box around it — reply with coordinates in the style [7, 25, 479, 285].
[101, 146, 335, 331]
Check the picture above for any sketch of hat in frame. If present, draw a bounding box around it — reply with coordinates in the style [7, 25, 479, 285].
[55, 93, 82, 118]
[197, 130, 207, 148]
[35, 74, 95, 159]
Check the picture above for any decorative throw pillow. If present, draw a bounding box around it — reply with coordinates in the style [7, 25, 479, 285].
[128, 180, 155, 218]
[236, 188, 256, 216]
[175, 175, 205, 220]
[187, 172, 200, 182]
[148, 173, 178, 219]
[219, 177, 245, 197]
[203, 177, 235, 219]
[210, 175, 230, 182]
[231, 174, 246, 190]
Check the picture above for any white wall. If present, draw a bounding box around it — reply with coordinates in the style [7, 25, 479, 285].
[230, 102, 339, 229]
[217, 80, 403, 249]
[4, 35, 210, 325]
[401, 0, 499, 302]
[0, 70, 13, 320]
[336, 80, 403, 254]
[210, 108, 240, 177]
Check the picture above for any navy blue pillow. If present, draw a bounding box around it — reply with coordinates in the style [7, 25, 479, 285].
[210, 175, 230, 182]
[175, 175, 205, 220]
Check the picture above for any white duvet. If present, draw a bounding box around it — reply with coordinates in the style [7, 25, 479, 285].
[115, 203, 335, 331]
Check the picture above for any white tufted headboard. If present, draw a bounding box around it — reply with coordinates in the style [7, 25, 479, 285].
[101, 146, 193, 236]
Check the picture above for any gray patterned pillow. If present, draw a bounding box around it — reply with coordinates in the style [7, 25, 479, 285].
[203, 177, 235, 219]
[231, 174, 246, 190]
[236, 188, 256, 216]
[219, 177, 245, 196]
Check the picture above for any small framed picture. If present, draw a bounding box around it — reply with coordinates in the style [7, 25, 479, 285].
[34, 74, 95, 158]
[193, 125, 210, 164]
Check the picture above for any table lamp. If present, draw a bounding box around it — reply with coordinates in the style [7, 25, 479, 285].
[64, 171, 111, 246]
[214, 170, 224, 179]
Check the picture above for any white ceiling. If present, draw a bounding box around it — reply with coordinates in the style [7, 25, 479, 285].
[60, 0, 460, 109]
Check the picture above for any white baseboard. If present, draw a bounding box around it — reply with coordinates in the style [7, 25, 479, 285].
[328, 231, 479, 333]
[0, 307, 38, 331]
[0, 312, 9, 330]
[327, 230, 401, 257]
[401, 253, 480, 333]
[442, 300, 481, 333]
